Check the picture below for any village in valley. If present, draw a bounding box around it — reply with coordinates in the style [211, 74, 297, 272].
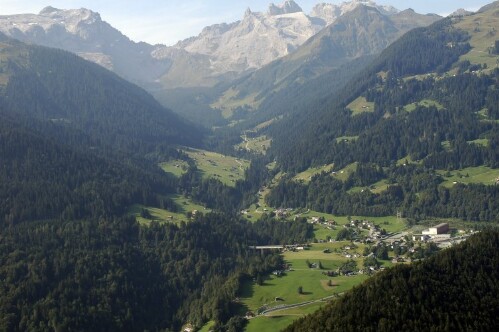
[158, 146, 482, 332]
[237, 198, 477, 329]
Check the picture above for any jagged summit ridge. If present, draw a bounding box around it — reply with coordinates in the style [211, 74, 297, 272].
[0, 6, 102, 35]
[449, 8, 473, 17]
[162, 0, 324, 75]
[268, 0, 303, 15]
[311, 0, 399, 24]
[0, 1, 439, 91]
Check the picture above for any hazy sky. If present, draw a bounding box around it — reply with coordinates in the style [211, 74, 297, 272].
[0, 1, 493, 45]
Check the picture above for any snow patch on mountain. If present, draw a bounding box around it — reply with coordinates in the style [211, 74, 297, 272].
[311, 0, 399, 25]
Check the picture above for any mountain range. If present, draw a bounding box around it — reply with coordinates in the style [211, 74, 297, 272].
[206, 5, 440, 124]
[0, 1, 434, 93]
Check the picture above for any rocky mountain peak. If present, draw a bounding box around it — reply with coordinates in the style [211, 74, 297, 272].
[268, 0, 303, 16]
[311, 1, 399, 25]
[449, 8, 473, 17]
[38, 6, 102, 24]
[39, 6, 59, 15]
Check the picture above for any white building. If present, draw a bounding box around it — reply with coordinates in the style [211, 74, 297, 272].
[422, 223, 449, 235]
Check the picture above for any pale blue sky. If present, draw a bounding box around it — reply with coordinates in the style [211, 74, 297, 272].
[0, 1, 494, 45]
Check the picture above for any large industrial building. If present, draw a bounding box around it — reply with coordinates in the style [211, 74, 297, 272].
[422, 223, 449, 235]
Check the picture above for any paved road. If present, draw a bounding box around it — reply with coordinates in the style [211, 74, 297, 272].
[259, 293, 342, 316]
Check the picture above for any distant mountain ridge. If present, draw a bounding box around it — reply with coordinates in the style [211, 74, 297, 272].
[0, 6, 170, 85]
[205, 4, 440, 124]
[0, 1, 412, 90]
[0, 32, 202, 154]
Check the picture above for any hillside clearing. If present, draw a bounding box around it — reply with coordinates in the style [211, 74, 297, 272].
[184, 148, 250, 186]
[437, 166, 499, 187]
[347, 96, 375, 116]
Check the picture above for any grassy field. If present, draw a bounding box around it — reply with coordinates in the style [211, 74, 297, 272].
[468, 138, 489, 147]
[293, 161, 360, 185]
[211, 88, 262, 118]
[347, 178, 392, 195]
[241, 242, 371, 332]
[294, 163, 335, 183]
[241, 248, 369, 311]
[245, 315, 300, 332]
[159, 160, 189, 177]
[333, 162, 358, 181]
[396, 155, 422, 166]
[403, 99, 444, 112]
[182, 148, 250, 187]
[347, 96, 375, 116]
[129, 194, 209, 225]
[441, 140, 452, 151]
[437, 166, 499, 188]
[237, 135, 272, 154]
[245, 302, 324, 332]
[198, 321, 215, 332]
[244, 172, 285, 221]
[453, 11, 499, 71]
[369, 179, 391, 194]
[309, 213, 406, 240]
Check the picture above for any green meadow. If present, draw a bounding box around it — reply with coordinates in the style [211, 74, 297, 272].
[160, 148, 251, 187]
[454, 10, 499, 71]
[294, 163, 335, 183]
[159, 159, 189, 177]
[347, 96, 375, 116]
[237, 135, 272, 154]
[129, 194, 209, 225]
[403, 99, 443, 112]
[241, 242, 371, 332]
[245, 302, 324, 332]
[437, 166, 499, 188]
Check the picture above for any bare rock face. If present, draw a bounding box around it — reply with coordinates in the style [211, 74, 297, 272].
[449, 8, 473, 17]
[0, 7, 171, 85]
[153, 0, 401, 88]
[268, 0, 304, 15]
[311, 1, 399, 25]
[160, 5, 323, 77]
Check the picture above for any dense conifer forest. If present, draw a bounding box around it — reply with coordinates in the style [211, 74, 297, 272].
[265, 18, 499, 222]
[0, 214, 312, 331]
[0, 32, 314, 331]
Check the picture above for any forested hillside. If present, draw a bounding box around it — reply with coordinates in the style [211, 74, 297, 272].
[0, 33, 203, 156]
[0, 214, 312, 331]
[284, 230, 499, 332]
[265, 12, 499, 222]
[0, 116, 181, 225]
[0, 32, 314, 332]
[270, 18, 477, 171]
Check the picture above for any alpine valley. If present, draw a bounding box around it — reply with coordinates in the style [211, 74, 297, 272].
[0, 1, 498, 332]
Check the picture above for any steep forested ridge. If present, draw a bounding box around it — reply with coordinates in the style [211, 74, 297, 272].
[0, 33, 203, 156]
[284, 230, 499, 332]
[270, 18, 476, 171]
[0, 32, 315, 331]
[265, 15, 499, 222]
[0, 33, 209, 225]
[0, 116, 180, 225]
[0, 214, 312, 331]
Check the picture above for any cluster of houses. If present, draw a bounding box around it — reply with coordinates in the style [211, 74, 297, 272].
[347, 219, 386, 242]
